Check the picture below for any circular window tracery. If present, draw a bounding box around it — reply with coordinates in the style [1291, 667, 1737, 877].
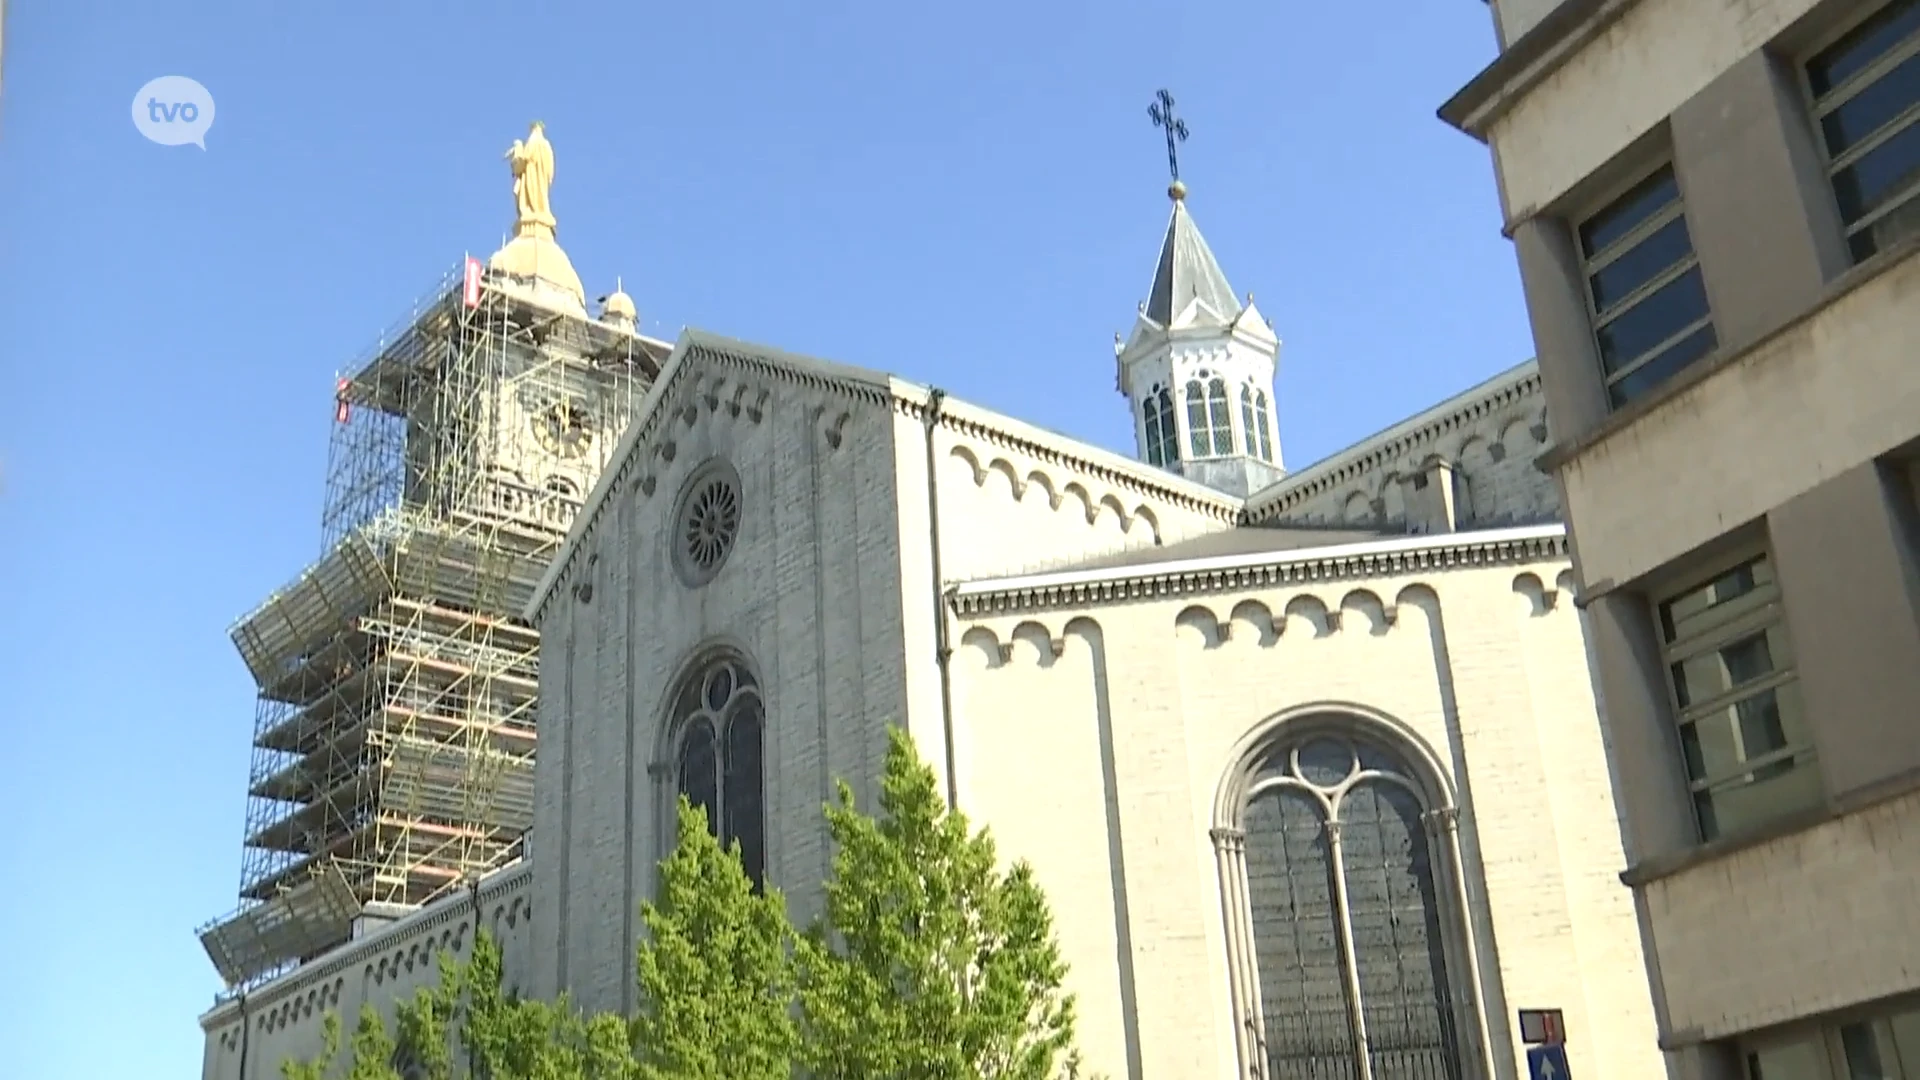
[671, 459, 743, 587]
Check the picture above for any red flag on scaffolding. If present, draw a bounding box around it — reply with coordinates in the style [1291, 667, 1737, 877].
[335, 377, 351, 423]
[463, 255, 483, 308]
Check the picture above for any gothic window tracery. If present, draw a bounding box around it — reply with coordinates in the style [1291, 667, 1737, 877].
[1229, 728, 1468, 1079]
[1205, 378, 1234, 456]
[1185, 374, 1235, 458]
[670, 654, 766, 889]
[1143, 384, 1177, 467]
[1253, 389, 1274, 462]
[1240, 386, 1262, 463]
[1185, 378, 1211, 458]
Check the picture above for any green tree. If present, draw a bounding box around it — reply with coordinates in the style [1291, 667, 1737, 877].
[795, 726, 1082, 1080]
[280, 1005, 401, 1080]
[629, 797, 799, 1080]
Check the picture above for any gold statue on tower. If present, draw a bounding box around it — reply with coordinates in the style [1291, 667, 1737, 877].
[506, 121, 557, 235]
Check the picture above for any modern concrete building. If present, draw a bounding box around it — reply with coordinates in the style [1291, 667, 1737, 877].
[1441, 0, 1920, 1076]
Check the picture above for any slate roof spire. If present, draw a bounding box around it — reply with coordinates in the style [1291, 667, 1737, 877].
[1145, 181, 1243, 326]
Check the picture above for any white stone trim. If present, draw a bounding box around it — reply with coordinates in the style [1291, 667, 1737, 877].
[950, 524, 1568, 616]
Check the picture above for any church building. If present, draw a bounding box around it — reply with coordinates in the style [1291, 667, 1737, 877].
[199, 122, 1664, 1080]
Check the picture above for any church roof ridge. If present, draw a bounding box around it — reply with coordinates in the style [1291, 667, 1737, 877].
[948, 522, 1568, 616]
[527, 329, 1248, 624]
[1244, 358, 1543, 521]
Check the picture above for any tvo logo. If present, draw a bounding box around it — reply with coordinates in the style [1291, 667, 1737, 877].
[133, 76, 216, 148]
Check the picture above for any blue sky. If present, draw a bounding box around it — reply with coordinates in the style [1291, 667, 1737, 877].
[0, 2, 1522, 1076]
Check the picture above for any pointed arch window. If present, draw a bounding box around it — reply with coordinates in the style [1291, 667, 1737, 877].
[1240, 386, 1261, 463]
[1184, 379, 1211, 458]
[1220, 726, 1474, 1078]
[671, 654, 766, 889]
[1143, 386, 1177, 468]
[1253, 390, 1273, 462]
[1205, 378, 1234, 456]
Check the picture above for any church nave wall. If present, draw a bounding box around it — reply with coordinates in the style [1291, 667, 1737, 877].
[947, 541, 1661, 1080]
[932, 417, 1234, 583]
[531, 356, 913, 1018]
[1250, 364, 1560, 534]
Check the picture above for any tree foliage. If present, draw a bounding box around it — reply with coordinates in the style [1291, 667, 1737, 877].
[281, 729, 1086, 1080]
[795, 727, 1081, 1080]
[630, 798, 797, 1080]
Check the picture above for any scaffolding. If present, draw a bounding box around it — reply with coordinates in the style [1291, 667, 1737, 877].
[199, 263, 667, 990]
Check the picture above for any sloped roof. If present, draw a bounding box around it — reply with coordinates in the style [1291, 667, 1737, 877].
[1145, 199, 1242, 325]
[1055, 522, 1395, 573]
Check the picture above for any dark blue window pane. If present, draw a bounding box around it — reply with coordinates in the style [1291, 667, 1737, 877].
[1820, 50, 1920, 154]
[723, 701, 766, 890]
[1596, 267, 1712, 375]
[1607, 324, 1718, 406]
[1579, 168, 1681, 257]
[1808, 0, 1920, 97]
[1832, 116, 1920, 224]
[677, 718, 719, 835]
[1588, 215, 1694, 314]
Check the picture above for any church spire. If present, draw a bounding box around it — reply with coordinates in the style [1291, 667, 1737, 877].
[1116, 91, 1285, 497]
[1145, 189, 1243, 327]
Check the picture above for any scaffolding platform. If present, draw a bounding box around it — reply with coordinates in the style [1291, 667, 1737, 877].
[201, 262, 667, 989]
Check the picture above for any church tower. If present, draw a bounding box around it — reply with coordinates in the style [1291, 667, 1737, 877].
[1115, 94, 1284, 497]
[1115, 179, 1284, 497]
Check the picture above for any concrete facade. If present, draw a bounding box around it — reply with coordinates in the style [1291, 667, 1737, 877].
[1443, 0, 1920, 1074]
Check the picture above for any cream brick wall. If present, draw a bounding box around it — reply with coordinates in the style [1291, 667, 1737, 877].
[1561, 246, 1920, 589]
[1645, 787, 1920, 1041]
[199, 866, 535, 1080]
[950, 549, 1660, 1080]
[1487, 0, 1822, 225]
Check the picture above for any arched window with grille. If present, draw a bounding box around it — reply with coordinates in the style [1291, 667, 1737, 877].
[1154, 387, 1177, 466]
[669, 653, 767, 889]
[1216, 717, 1481, 1079]
[1253, 389, 1274, 462]
[1184, 379, 1211, 458]
[1239, 385, 1260, 462]
[1205, 378, 1234, 456]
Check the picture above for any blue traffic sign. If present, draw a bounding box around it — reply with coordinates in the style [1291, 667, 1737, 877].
[1527, 1044, 1571, 1080]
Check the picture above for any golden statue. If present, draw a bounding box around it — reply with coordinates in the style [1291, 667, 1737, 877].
[506, 121, 556, 234]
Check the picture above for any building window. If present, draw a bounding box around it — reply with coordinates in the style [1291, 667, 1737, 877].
[1656, 553, 1820, 842]
[1578, 165, 1718, 408]
[1239, 385, 1275, 463]
[1744, 998, 1920, 1078]
[1253, 389, 1274, 462]
[670, 653, 766, 888]
[1183, 375, 1233, 458]
[1143, 385, 1177, 467]
[1805, 0, 1920, 263]
[1232, 731, 1468, 1077]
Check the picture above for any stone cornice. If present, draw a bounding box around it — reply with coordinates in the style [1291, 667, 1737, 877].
[949, 526, 1569, 617]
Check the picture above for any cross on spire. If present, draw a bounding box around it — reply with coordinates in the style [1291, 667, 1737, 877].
[1148, 89, 1189, 184]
